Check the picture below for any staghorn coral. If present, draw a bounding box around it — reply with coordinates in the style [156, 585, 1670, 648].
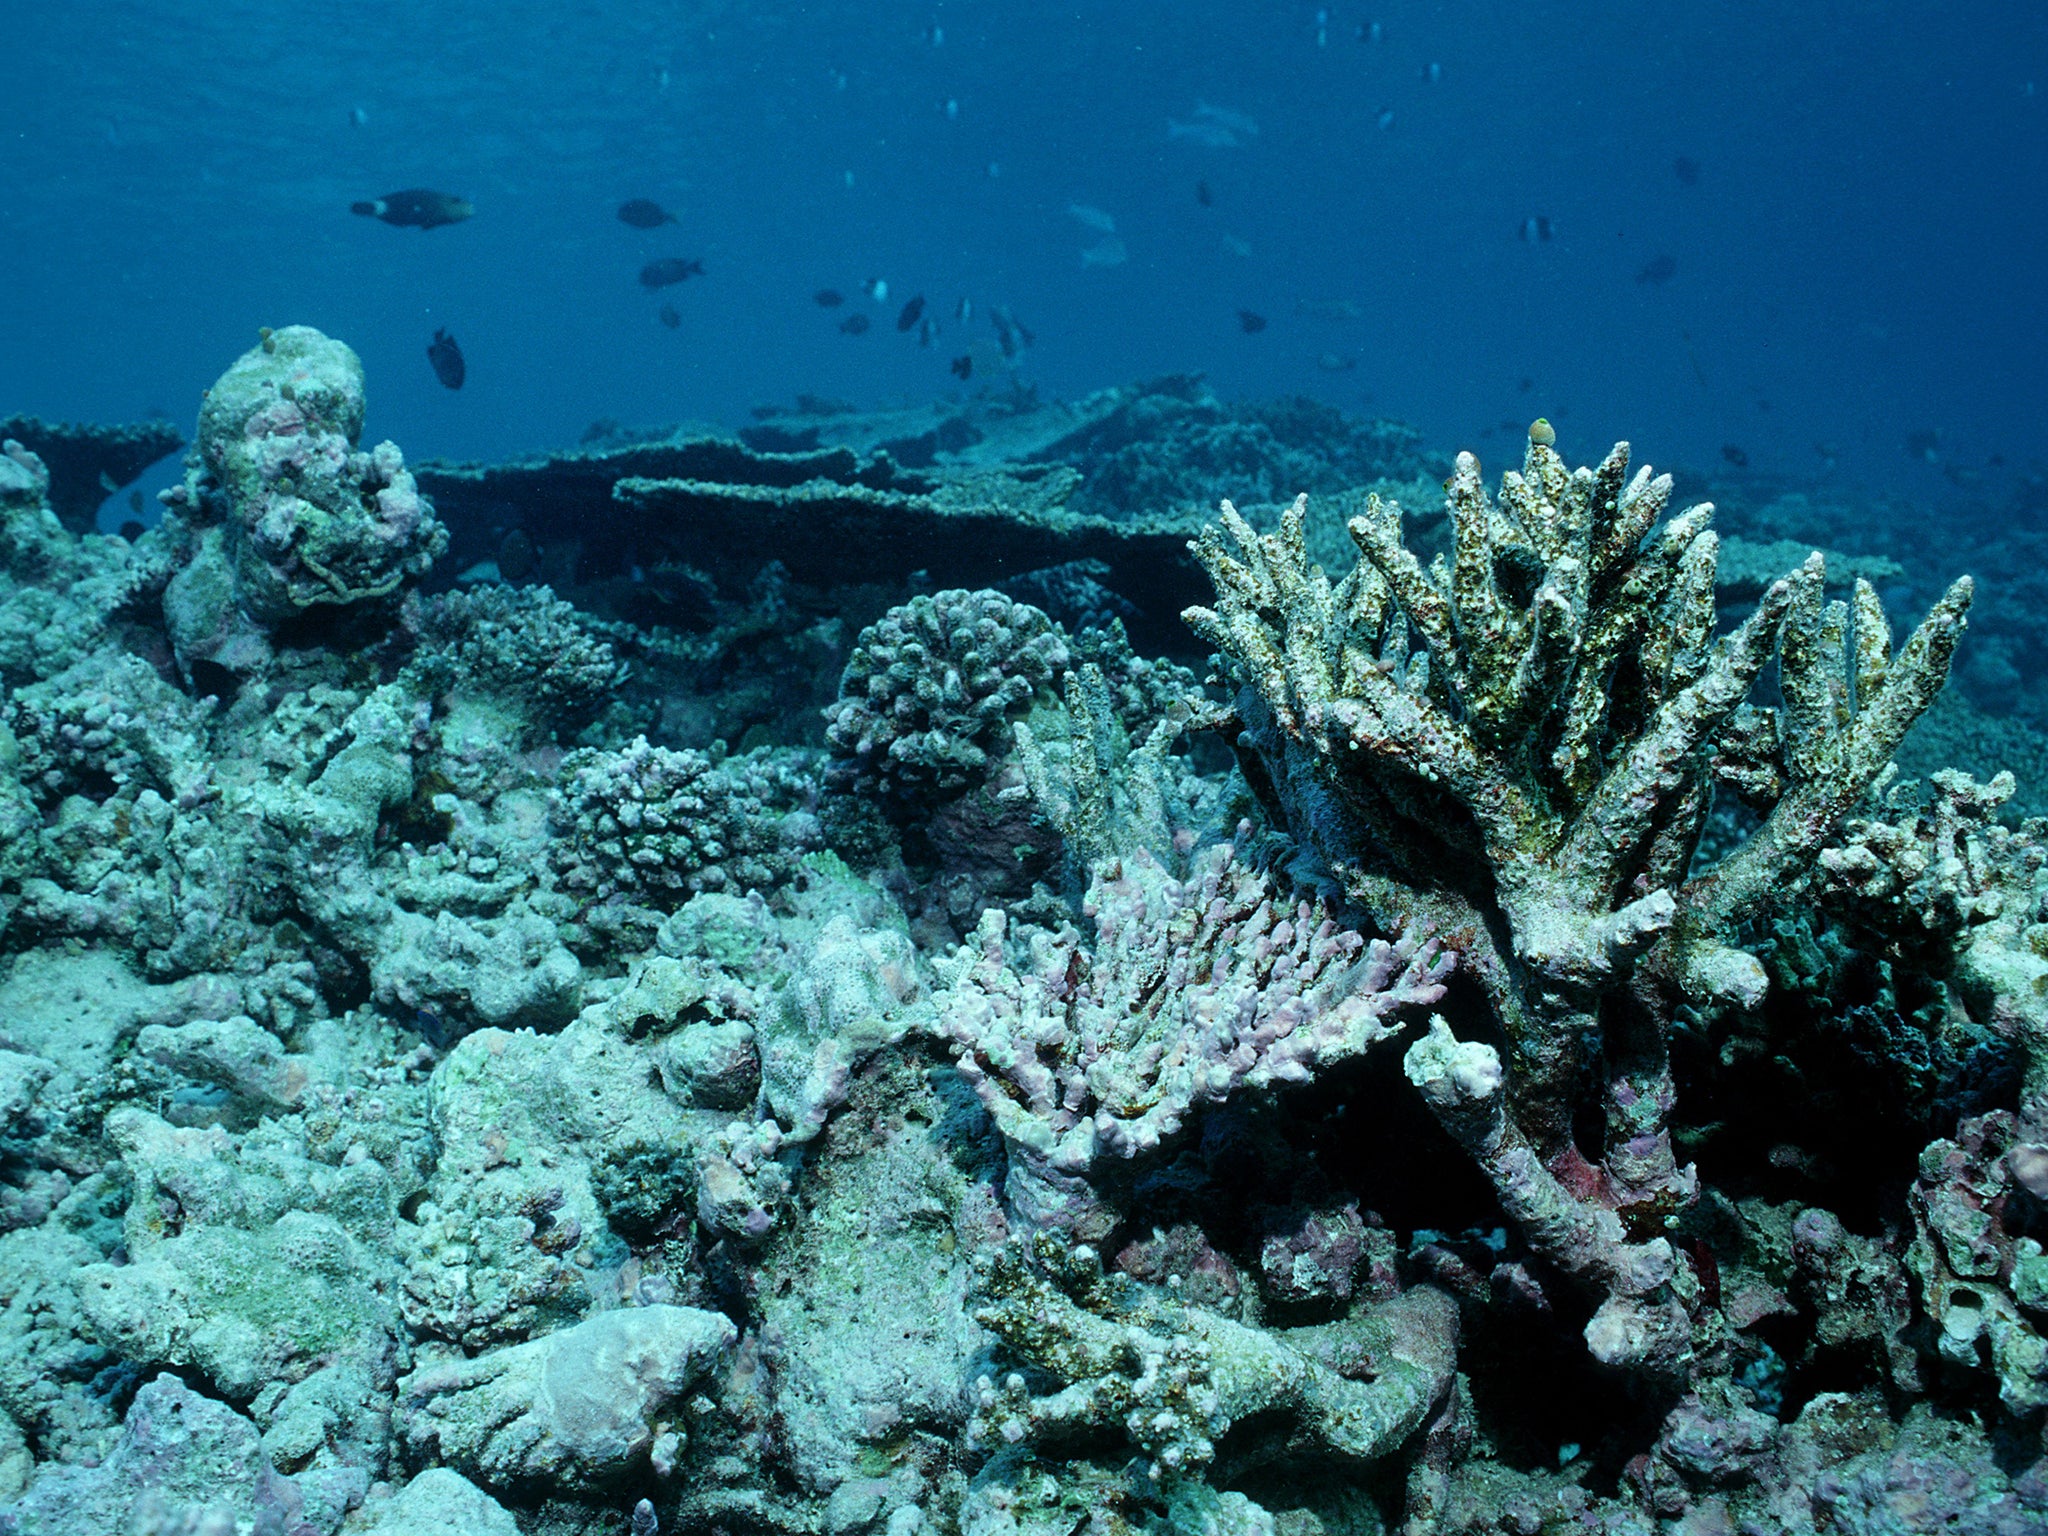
[932, 835, 1448, 1235]
[825, 589, 1070, 815]
[1185, 432, 1972, 1379]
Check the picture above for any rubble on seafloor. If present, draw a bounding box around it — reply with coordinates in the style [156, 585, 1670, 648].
[0, 327, 2045, 1534]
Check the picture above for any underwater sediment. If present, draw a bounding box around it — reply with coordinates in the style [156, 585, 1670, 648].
[0, 330, 2042, 1533]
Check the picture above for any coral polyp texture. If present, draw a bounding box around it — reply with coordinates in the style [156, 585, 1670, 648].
[3, 336, 2047, 1536]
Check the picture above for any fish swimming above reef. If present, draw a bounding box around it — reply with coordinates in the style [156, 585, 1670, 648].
[639, 258, 705, 289]
[351, 189, 473, 229]
[1080, 236, 1128, 268]
[658, 304, 681, 329]
[1237, 309, 1268, 333]
[1519, 216, 1553, 243]
[951, 353, 973, 380]
[896, 295, 927, 332]
[617, 198, 676, 228]
[839, 313, 871, 335]
[814, 288, 845, 307]
[1636, 253, 1678, 285]
[989, 305, 1033, 357]
[426, 329, 464, 389]
[1721, 443, 1748, 467]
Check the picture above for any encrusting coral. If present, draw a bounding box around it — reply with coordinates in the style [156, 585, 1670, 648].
[1184, 429, 1973, 1380]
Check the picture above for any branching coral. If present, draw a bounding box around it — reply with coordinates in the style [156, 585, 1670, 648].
[932, 834, 1448, 1234]
[548, 737, 824, 910]
[824, 589, 1069, 815]
[1184, 432, 1972, 1378]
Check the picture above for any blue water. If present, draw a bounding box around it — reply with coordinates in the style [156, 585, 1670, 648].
[3, 1, 2043, 493]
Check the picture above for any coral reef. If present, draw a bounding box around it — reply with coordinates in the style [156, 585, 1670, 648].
[3, 334, 2046, 1536]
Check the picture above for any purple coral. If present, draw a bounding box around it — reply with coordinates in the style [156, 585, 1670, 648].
[933, 832, 1449, 1225]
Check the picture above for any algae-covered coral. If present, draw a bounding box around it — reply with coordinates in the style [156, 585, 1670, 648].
[0, 331, 2043, 1535]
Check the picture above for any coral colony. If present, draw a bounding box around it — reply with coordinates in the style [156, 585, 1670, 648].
[0, 329, 2042, 1532]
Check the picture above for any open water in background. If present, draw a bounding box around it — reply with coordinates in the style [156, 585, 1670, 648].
[1, 1, 2043, 506]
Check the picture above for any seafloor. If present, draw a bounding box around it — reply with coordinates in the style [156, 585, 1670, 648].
[0, 327, 2043, 1535]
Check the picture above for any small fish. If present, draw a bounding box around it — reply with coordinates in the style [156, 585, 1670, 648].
[1636, 253, 1677, 285]
[839, 313, 871, 335]
[351, 189, 473, 229]
[426, 329, 465, 389]
[863, 277, 889, 303]
[1196, 180, 1214, 207]
[349, 105, 368, 127]
[1168, 121, 1238, 148]
[1376, 107, 1396, 131]
[917, 315, 937, 347]
[618, 198, 677, 228]
[942, 97, 959, 120]
[989, 306, 1034, 357]
[658, 304, 681, 328]
[1720, 443, 1748, 468]
[1067, 202, 1118, 234]
[1519, 216, 1553, 243]
[954, 297, 972, 322]
[1673, 156, 1701, 186]
[1361, 20, 1384, 43]
[1295, 298, 1363, 320]
[1906, 428, 1941, 462]
[951, 354, 973, 380]
[1315, 353, 1356, 372]
[1423, 61, 1443, 83]
[1519, 376, 1534, 392]
[1237, 309, 1267, 334]
[896, 295, 927, 331]
[639, 257, 705, 288]
[1080, 235, 1128, 268]
[814, 288, 845, 307]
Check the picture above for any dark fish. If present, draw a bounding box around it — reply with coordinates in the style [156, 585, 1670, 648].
[1720, 443, 1748, 468]
[1673, 156, 1701, 186]
[658, 304, 681, 329]
[1906, 428, 1941, 462]
[118, 519, 145, 540]
[1237, 309, 1267, 333]
[1196, 179, 1214, 207]
[351, 189, 473, 229]
[839, 313, 871, 335]
[917, 316, 937, 347]
[1518, 376, 1534, 392]
[617, 198, 676, 228]
[426, 329, 465, 389]
[814, 288, 845, 307]
[989, 306, 1034, 357]
[951, 354, 973, 380]
[1519, 216, 1553, 242]
[1636, 253, 1677, 285]
[896, 295, 926, 332]
[639, 257, 705, 288]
